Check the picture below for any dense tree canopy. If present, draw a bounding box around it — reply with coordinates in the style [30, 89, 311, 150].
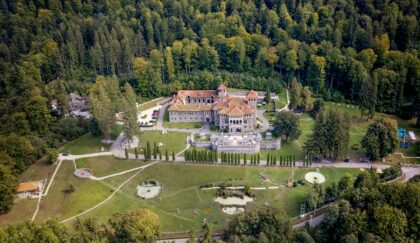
[311, 170, 420, 243]
[272, 111, 301, 141]
[0, 0, 419, 221]
[361, 117, 399, 160]
[304, 109, 350, 159]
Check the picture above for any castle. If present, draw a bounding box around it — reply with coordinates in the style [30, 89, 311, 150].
[168, 84, 258, 133]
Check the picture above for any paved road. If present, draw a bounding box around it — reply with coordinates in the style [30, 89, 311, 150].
[293, 214, 324, 229]
[402, 167, 420, 181]
[255, 109, 270, 133]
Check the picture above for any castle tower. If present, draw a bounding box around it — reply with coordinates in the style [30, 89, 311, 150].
[217, 84, 227, 98]
[246, 90, 258, 108]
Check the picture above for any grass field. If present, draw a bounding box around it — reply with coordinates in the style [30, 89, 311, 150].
[75, 156, 149, 177]
[2, 158, 363, 231]
[63, 162, 362, 231]
[55, 161, 360, 231]
[60, 125, 122, 155]
[0, 156, 360, 231]
[163, 122, 204, 129]
[136, 130, 189, 154]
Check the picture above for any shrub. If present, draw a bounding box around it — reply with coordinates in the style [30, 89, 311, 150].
[351, 144, 360, 150]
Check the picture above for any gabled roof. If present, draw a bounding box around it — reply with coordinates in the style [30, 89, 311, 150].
[246, 90, 258, 99]
[168, 104, 212, 112]
[217, 84, 227, 91]
[17, 181, 42, 193]
[214, 97, 255, 116]
[227, 106, 245, 116]
[177, 90, 217, 98]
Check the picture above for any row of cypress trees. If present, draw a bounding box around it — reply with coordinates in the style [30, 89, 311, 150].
[185, 149, 218, 163]
[303, 155, 313, 167]
[220, 152, 241, 165]
[182, 149, 311, 168]
[129, 141, 175, 161]
[266, 154, 297, 167]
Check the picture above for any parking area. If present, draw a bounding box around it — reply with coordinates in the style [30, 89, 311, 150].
[137, 105, 161, 127]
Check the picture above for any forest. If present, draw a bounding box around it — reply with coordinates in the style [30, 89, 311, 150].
[0, 0, 419, 237]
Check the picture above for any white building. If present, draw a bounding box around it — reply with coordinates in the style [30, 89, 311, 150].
[168, 84, 258, 133]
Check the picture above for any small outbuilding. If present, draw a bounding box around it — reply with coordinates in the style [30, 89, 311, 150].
[17, 180, 45, 198]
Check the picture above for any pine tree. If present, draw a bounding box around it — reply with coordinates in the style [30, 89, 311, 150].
[146, 141, 151, 160]
[165, 47, 175, 82]
[172, 151, 175, 161]
[122, 83, 139, 146]
[243, 154, 247, 165]
[134, 147, 138, 159]
[264, 87, 271, 104]
[124, 147, 129, 159]
[90, 76, 116, 141]
[266, 154, 270, 166]
[166, 150, 169, 161]
[159, 151, 162, 160]
[257, 154, 260, 165]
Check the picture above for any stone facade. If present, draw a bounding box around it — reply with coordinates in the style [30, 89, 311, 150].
[168, 84, 258, 134]
[191, 133, 281, 154]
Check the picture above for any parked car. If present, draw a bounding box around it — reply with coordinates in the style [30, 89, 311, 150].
[344, 157, 350, 162]
[62, 151, 69, 156]
[360, 157, 370, 163]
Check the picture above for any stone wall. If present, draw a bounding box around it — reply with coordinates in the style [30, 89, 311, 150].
[212, 143, 260, 154]
[191, 141, 212, 148]
[260, 139, 281, 150]
[169, 111, 211, 122]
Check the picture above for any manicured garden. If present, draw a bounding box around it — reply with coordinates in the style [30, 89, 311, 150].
[75, 156, 149, 177]
[2, 157, 363, 231]
[163, 122, 204, 129]
[136, 130, 189, 155]
[66, 163, 362, 231]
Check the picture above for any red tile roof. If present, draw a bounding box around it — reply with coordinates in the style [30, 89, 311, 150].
[168, 104, 212, 112]
[168, 88, 255, 115]
[177, 90, 218, 98]
[217, 84, 227, 91]
[246, 90, 258, 99]
[17, 181, 42, 193]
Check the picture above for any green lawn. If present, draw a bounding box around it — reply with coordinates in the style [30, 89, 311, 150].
[263, 111, 276, 123]
[35, 161, 112, 223]
[4, 159, 363, 231]
[60, 125, 122, 155]
[258, 98, 285, 111]
[64, 163, 362, 231]
[0, 198, 38, 226]
[163, 122, 204, 129]
[75, 156, 149, 177]
[137, 130, 189, 154]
